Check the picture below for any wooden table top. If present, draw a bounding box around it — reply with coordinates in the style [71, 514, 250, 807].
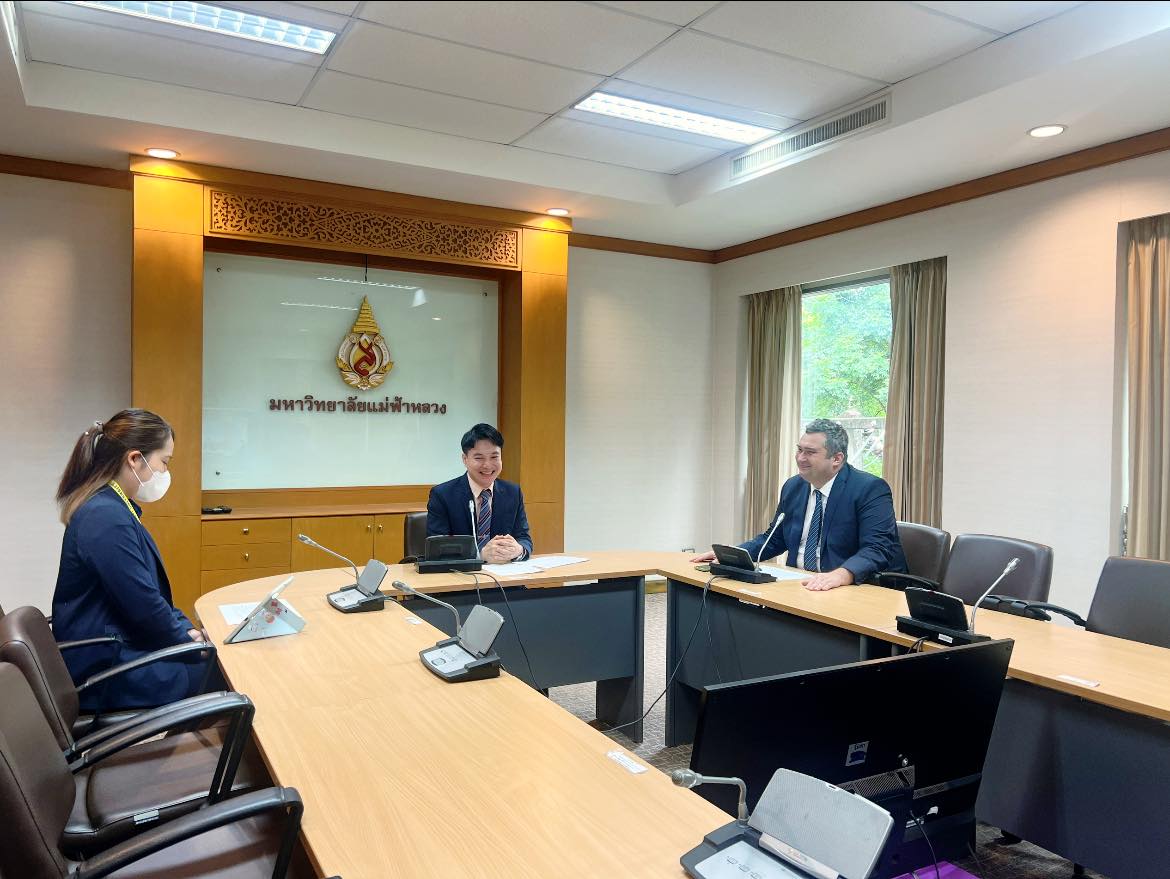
[200, 502, 427, 521]
[656, 558, 1170, 724]
[196, 561, 727, 879]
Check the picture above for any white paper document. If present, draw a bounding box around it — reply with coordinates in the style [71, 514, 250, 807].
[757, 565, 808, 582]
[482, 555, 589, 576]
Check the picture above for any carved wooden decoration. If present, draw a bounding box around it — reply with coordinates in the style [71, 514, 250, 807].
[206, 188, 520, 268]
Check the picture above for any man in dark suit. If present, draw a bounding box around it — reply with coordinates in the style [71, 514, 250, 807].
[694, 419, 906, 591]
[427, 423, 532, 564]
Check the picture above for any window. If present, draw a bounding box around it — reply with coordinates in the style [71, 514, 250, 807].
[801, 277, 892, 477]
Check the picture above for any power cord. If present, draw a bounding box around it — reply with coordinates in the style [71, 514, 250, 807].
[607, 575, 719, 735]
[470, 569, 540, 691]
[908, 809, 941, 879]
[909, 636, 928, 654]
[966, 840, 988, 878]
[705, 603, 724, 684]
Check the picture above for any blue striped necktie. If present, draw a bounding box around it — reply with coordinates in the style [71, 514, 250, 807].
[804, 489, 824, 572]
[477, 488, 492, 548]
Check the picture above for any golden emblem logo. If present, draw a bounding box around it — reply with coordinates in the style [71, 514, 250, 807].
[336, 297, 394, 390]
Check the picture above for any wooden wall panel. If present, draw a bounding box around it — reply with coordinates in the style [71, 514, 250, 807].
[518, 271, 567, 507]
[524, 502, 565, 556]
[134, 176, 203, 235]
[497, 273, 524, 475]
[142, 515, 201, 619]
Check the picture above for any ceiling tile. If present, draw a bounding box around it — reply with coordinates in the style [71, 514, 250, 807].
[327, 22, 604, 114]
[694, 1, 993, 82]
[595, 2, 721, 26]
[358, 1, 676, 75]
[291, 0, 360, 15]
[21, 10, 317, 103]
[302, 71, 547, 143]
[514, 116, 723, 173]
[621, 30, 881, 121]
[915, 1, 1082, 34]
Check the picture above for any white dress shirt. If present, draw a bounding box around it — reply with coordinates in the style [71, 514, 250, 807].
[796, 473, 837, 571]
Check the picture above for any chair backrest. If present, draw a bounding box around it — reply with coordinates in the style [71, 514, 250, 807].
[0, 607, 80, 750]
[896, 521, 951, 582]
[942, 534, 1053, 605]
[403, 512, 428, 560]
[1086, 556, 1170, 648]
[0, 663, 75, 879]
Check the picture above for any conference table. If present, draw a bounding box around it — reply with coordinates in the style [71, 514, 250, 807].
[198, 551, 1170, 879]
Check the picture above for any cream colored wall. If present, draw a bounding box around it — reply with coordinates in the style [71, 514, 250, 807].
[565, 247, 714, 554]
[712, 149, 1170, 613]
[0, 174, 131, 612]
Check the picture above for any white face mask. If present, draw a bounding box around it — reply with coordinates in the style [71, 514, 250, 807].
[131, 457, 172, 503]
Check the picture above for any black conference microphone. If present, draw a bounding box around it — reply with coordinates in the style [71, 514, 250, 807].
[468, 498, 482, 559]
[671, 769, 749, 826]
[392, 579, 462, 637]
[969, 557, 1020, 634]
[297, 533, 359, 588]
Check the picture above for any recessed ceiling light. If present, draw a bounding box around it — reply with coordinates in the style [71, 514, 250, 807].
[145, 148, 180, 159]
[575, 92, 777, 145]
[546, 208, 570, 217]
[69, 1, 337, 54]
[1028, 125, 1066, 138]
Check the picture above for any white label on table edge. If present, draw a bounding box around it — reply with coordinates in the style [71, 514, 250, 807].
[1057, 673, 1100, 688]
[606, 750, 648, 774]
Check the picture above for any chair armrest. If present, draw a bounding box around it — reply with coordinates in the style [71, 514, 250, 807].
[68, 692, 254, 803]
[68, 691, 228, 758]
[57, 634, 122, 652]
[72, 786, 303, 879]
[77, 640, 215, 694]
[979, 595, 1086, 627]
[873, 572, 940, 591]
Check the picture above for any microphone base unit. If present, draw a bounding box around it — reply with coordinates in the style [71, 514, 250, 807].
[416, 558, 483, 574]
[896, 615, 990, 646]
[420, 636, 501, 682]
[327, 586, 386, 614]
[710, 563, 776, 584]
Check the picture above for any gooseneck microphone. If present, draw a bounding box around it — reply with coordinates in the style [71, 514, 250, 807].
[671, 769, 749, 826]
[969, 557, 1020, 634]
[297, 534, 360, 588]
[468, 499, 482, 557]
[392, 580, 463, 637]
[755, 511, 786, 567]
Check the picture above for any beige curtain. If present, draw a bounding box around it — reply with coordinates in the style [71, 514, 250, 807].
[884, 257, 947, 526]
[1126, 214, 1170, 559]
[744, 286, 802, 537]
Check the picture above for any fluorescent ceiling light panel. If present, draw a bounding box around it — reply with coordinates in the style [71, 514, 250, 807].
[69, 1, 337, 54]
[574, 92, 776, 145]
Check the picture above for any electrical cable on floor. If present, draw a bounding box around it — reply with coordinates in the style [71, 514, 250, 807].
[606, 575, 719, 735]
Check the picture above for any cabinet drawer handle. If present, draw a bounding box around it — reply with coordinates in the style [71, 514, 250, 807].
[377, 524, 384, 533]
[367, 524, 372, 532]
[242, 527, 250, 535]
[244, 552, 250, 562]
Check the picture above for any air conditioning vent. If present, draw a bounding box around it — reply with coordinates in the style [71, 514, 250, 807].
[731, 94, 890, 179]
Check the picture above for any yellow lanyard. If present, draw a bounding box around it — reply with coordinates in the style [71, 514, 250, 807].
[108, 480, 141, 522]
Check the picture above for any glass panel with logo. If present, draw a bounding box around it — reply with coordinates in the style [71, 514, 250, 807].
[203, 253, 498, 488]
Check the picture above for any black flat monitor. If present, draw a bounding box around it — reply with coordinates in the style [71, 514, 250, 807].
[691, 639, 1014, 878]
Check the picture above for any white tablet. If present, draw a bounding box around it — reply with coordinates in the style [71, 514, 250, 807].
[225, 576, 297, 644]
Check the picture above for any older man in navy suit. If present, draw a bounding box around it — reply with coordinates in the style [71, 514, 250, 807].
[427, 423, 532, 564]
[695, 419, 906, 591]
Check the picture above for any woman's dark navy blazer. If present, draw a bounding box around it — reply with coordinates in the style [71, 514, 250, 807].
[53, 485, 198, 708]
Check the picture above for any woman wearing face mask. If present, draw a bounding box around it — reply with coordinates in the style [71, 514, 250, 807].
[52, 408, 210, 708]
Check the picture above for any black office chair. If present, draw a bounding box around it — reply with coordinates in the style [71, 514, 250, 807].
[878, 533, 1052, 605]
[875, 521, 950, 589]
[399, 512, 428, 563]
[1084, 556, 1170, 648]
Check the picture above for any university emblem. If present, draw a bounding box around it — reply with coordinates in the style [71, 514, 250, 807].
[336, 297, 394, 390]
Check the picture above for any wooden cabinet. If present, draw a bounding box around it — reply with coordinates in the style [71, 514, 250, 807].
[291, 515, 375, 572]
[196, 507, 424, 604]
[373, 514, 406, 565]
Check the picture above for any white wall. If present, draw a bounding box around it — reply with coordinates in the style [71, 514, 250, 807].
[712, 149, 1170, 613]
[0, 174, 131, 612]
[565, 247, 714, 553]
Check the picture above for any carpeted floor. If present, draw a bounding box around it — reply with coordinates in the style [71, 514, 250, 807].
[548, 592, 1105, 879]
